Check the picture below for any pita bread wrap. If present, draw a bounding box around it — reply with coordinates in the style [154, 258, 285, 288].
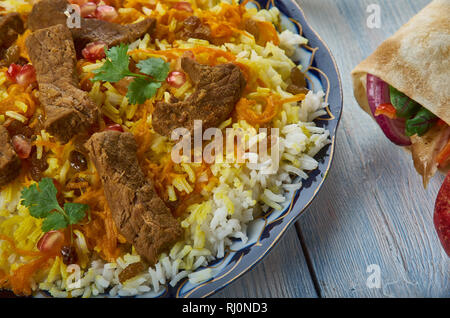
[351, 0, 450, 186]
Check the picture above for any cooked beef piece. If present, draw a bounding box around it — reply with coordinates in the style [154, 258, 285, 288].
[71, 18, 155, 52]
[26, 24, 98, 143]
[0, 13, 24, 49]
[152, 57, 246, 137]
[0, 44, 20, 67]
[85, 131, 182, 265]
[179, 16, 211, 42]
[0, 125, 21, 187]
[286, 67, 309, 95]
[0, 13, 24, 65]
[28, 0, 155, 53]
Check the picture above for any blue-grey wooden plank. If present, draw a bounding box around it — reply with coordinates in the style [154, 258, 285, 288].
[295, 0, 449, 297]
[213, 226, 318, 298]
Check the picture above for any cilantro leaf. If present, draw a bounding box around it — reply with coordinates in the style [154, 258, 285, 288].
[64, 202, 88, 225]
[91, 45, 169, 105]
[92, 43, 132, 82]
[20, 178, 90, 233]
[137, 58, 170, 82]
[42, 212, 68, 232]
[20, 178, 60, 219]
[127, 79, 161, 105]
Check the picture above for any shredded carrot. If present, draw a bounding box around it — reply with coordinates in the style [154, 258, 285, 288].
[129, 48, 184, 61]
[254, 20, 280, 46]
[8, 255, 52, 295]
[0, 234, 42, 257]
[132, 117, 154, 162]
[235, 95, 280, 125]
[33, 140, 65, 158]
[0, 84, 37, 119]
[279, 93, 306, 104]
[191, 46, 236, 65]
[74, 188, 124, 261]
[0, 235, 54, 296]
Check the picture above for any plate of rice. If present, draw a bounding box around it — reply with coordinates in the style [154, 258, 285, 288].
[0, 0, 342, 298]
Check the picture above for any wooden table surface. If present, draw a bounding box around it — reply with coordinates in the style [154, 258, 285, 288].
[214, 0, 449, 298]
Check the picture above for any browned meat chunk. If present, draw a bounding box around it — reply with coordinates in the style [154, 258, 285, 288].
[0, 44, 20, 67]
[179, 16, 211, 42]
[26, 24, 98, 143]
[28, 0, 155, 53]
[0, 125, 21, 187]
[85, 131, 182, 265]
[0, 13, 24, 65]
[0, 13, 24, 49]
[152, 57, 246, 137]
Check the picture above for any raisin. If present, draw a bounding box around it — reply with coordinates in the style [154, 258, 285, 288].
[29, 151, 48, 182]
[61, 245, 78, 265]
[69, 150, 88, 172]
[6, 120, 34, 138]
[290, 67, 307, 88]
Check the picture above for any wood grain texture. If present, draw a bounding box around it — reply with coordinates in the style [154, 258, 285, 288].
[217, 0, 449, 298]
[213, 226, 318, 298]
[295, 0, 449, 297]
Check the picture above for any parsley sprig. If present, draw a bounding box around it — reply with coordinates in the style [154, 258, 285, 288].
[91, 43, 170, 104]
[20, 178, 89, 233]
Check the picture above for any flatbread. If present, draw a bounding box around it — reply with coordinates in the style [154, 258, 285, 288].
[352, 0, 450, 124]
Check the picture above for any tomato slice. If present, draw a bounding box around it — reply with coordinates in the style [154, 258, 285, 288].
[434, 173, 450, 256]
[374, 103, 397, 119]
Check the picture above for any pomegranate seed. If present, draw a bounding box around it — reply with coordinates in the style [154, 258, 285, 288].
[69, 150, 88, 171]
[80, 2, 97, 18]
[105, 124, 124, 132]
[166, 71, 186, 88]
[15, 64, 37, 87]
[12, 134, 32, 159]
[37, 230, 65, 254]
[173, 2, 193, 12]
[6, 63, 21, 82]
[95, 5, 118, 22]
[82, 41, 107, 62]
